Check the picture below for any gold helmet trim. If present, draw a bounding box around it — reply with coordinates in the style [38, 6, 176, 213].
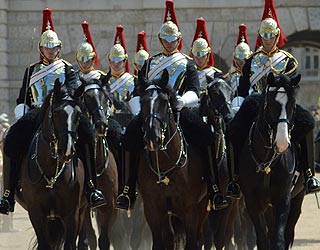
[108, 44, 127, 63]
[39, 29, 61, 48]
[259, 18, 280, 39]
[191, 38, 211, 57]
[76, 42, 95, 62]
[234, 42, 252, 60]
[134, 49, 149, 66]
[158, 21, 182, 42]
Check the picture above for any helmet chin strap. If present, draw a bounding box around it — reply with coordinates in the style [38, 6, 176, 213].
[195, 54, 210, 70]
[160, 38, 181, 56]
[40, 47, 61, 65]
[260, 35, 279, 55]
[77, 59, 94, 73]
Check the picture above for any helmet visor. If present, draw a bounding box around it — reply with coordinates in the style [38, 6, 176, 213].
[42, 42, 61, 49]
[110, 56, 125, 63]
[159, 34, 179, 43]
[259, 32, 276, 39]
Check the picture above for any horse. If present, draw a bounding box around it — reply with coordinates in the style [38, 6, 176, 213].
[76, 78, 118, 250]
[232, 73, 305, 250]
[16, 79, 85, 250]
[198, 75, 240, 250]
[134, 70, 208, 250]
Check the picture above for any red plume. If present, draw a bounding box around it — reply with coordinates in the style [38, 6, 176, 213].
[113, 25, 130, 73]
[191, 17, 214, 67]
[41, 8, 55, 34]
[40, 8, 55, 60]
[163, 0, 183, 51]
[136, 31, 149, 53]
[255, 0, 287, 50]
[236, 24, 249, 46]
[81, 21, 99, 67]
[134, 31, 149, 75]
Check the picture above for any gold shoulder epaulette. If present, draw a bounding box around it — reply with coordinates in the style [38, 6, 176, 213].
[61, 59, 72, 66]
[212, 66, 222, 73]
[97, 70, 107, 76]
[182, 53, 192, 60]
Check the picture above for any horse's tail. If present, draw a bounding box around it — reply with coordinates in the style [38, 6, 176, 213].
[46, 218, 65, 249]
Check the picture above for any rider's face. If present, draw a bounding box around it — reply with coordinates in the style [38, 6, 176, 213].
[110, 59, 126, 75]
[41, 46, 60, 61]
[161, 38, 180, 53]
[261, 36, 277, 52]
[78, 59, 93, 71]
[193, 54, 208, 68]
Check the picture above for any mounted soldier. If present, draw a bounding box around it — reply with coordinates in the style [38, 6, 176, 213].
[225, 23, 252, 199]
[0, 9, 105, 215]
[225, 24, 252, 105]
[133, 31, 150, 75]
[228, 0, 320, 197]
[116, 0, 227, 212]
[107, 25, 139, 129]
[190, 17, 231, 209]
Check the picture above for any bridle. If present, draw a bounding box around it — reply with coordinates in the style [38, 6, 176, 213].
[141, 84, 187, 184]
[249, 84, 296, 174]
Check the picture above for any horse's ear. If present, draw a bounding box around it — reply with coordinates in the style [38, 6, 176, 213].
[138, 70, 146, 85]
[291, 73, 301, 86]
[206, 74, 214, 84]
[267, 72, 275, 85]
[53, 78, 62, 97]
[74, 80, 85, 99]
[160, 69, 169, 87]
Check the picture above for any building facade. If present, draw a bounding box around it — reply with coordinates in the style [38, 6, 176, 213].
[1, 0, 320, 120]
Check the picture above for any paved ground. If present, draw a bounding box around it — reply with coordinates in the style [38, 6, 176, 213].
[0, 177, 320, 249]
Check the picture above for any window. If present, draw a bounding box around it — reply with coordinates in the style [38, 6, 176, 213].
[284, 46, 320, 80]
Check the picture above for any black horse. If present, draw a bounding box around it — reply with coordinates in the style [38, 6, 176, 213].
[231, 73, 305, 250]
[76, 78, 119, 250]
[198, 76, 239, 250]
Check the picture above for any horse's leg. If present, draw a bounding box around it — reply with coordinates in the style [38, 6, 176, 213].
[184, 208, 201, 250]
[202, 216, 213, 250]
[245, 199, 270, 250]
[130, 199, 146, 250]
[284, 189, 304, 250]
[96, 209, 112, 250]
[144, 205, 166, 250]
[84, 209, 98, 250]
[64, 213, 80, 250]
[271, 191, 291, 250]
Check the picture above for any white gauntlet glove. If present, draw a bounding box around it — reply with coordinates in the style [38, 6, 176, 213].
[14, 104, 30, 120]
[128, 96, 141, 115]
[176, 91, 199, 111]
[231, 96, 245, 113]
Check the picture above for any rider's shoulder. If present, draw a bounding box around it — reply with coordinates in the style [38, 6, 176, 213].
[278, 49, 295, 59]
[61, 59, 73, 66]
[97, 69, 108, 76]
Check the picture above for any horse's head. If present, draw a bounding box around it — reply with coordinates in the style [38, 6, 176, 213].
[263, 72, 300, 153]
[45, 79, 82, 162]
[137, 70, 176, 151]
[77, 78, 110, 136]
[200, 75, 233, 125]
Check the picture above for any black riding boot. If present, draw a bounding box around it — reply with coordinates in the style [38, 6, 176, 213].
[300, 130, 320, 194]
[0, 155, 18, 214]
[81, 144, 106, 208]
[115, 151, 138, 211]
[206, 144, 228, 210]
[226, 143, 241, 199]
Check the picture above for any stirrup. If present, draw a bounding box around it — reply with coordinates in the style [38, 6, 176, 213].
[211, 193, 229, 211]
[226, 181, 241, 199]
[0, 198, 15, 215]
[305, 177, 320, 194]
[89, 190, 106, 209]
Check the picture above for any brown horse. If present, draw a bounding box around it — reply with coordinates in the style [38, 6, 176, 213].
[77, 78, 119, 250]
[135, 70, 208, 250]
[17, 80, 85, 250]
